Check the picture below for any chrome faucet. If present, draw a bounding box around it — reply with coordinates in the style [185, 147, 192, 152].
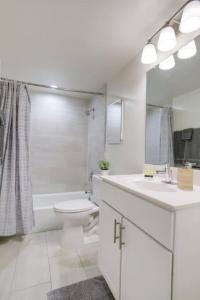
[162, 164, 173, 184]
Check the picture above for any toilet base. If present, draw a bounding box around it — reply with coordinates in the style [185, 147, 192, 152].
[60, 220, 99, 256]
[61, 221, 83, 254]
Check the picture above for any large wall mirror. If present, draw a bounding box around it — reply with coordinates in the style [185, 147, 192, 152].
[106, 99, 123, 144]
[146, 35, 200, 168]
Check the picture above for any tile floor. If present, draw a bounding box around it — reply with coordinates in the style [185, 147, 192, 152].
[0, 230, 101, 300]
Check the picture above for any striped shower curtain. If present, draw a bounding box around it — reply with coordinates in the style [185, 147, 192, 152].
[0, 80, 34, 235]
[145, 106, 174, 166]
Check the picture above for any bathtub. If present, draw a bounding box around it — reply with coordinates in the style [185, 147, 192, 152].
[33, 191, 87, 233]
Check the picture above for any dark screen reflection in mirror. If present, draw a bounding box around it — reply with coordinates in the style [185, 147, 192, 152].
[146, 35, 200, 168]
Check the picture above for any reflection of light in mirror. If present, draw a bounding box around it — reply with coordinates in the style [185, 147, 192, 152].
[157, 26, 176, 52]
[159, 55, 175, 70]
[179, 0, 200, 33]
[178, 40, 197, 59]
[50, 85, 58, 89]
[141, 43, 157, 64]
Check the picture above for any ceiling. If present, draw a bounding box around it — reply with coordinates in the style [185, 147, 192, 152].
[0, 0, 186, 92]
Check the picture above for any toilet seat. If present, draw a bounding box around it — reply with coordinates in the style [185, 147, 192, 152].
[54, 199, 95, 213]
[54, 198, 99, 255]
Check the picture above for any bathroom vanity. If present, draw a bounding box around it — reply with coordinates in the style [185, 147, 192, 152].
[94, 174, 200, 300]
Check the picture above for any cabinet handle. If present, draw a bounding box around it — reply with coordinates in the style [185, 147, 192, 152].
[119, 223, 125, 250]
[114, 219, 120, 243]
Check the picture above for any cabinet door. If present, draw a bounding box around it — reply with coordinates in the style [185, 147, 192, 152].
[121, 218, 172, 300]
[98, 201, 121, 300]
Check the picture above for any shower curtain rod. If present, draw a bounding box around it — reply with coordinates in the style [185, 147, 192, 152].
[0, 77, 104, 96]
[147, 104, 169, 109]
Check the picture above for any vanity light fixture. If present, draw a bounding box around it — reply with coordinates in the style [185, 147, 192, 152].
[141, 43, 158, 64]
[177, 40, 197, 59]
[179, 0, 200, 33]
[157, 26, 177, 52]
[141, 0, 199, 66]
[50, 84, 58, 89]
[159, 55, 175, 70]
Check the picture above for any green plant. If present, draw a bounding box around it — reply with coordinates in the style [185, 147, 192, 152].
[98, 160, 110, 170]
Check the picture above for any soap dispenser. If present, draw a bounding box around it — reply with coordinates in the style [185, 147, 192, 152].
[144, 164, 154, 178]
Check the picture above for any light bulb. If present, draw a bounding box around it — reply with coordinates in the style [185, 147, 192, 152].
[141, 43, 157, 64]
[159, 55, 175, 70]
[178, 40, 197, 59]
[157, 26, 177, 52]
[180, 1, 200, 33]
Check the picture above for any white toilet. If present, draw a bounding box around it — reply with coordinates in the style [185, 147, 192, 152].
[54, 198, 99, 254]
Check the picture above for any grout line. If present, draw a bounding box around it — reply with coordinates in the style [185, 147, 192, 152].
[77, 251, 88, 279]
[10, 232, 51, 293]
[45, 232, 53, 291]
[77, 245, 100, 280]
[9, 237, 24, 294]
[9, 281, 51, 294]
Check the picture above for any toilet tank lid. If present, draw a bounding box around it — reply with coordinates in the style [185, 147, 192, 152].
[54, 199, 94, 213]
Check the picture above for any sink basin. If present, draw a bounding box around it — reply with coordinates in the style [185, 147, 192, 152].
[134, 180, 176, 192]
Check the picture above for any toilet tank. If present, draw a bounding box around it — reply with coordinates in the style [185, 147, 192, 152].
[91, 175, 103, 206]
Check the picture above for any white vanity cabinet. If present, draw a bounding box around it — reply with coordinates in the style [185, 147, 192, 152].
[99, 200, 172, 300]
[120, 218, 172, 300]
[98, 201, 122, 300]
[95, 175, 200, 300]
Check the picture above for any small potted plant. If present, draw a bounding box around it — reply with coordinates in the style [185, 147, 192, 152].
[98, 160, 110, 176]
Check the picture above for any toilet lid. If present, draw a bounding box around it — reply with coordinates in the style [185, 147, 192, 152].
[54, 199, 94, 213]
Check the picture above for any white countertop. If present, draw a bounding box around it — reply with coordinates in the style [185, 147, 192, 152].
[99, 174, 200, 211]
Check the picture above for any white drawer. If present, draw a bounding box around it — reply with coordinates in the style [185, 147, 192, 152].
[102, 182, 174, 251]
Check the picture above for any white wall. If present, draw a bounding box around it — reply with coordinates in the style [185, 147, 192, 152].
[30, 90, 89, 194]
[105, 54, 147, 174]
[173, 88, 200, 131]
[105, 29, 200, 175]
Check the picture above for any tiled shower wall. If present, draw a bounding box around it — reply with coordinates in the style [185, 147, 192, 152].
[87, 92, 106, 187]
[30, 90, 89, 194]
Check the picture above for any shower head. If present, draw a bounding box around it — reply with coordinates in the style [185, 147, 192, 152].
[85, 108, 95, 119]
